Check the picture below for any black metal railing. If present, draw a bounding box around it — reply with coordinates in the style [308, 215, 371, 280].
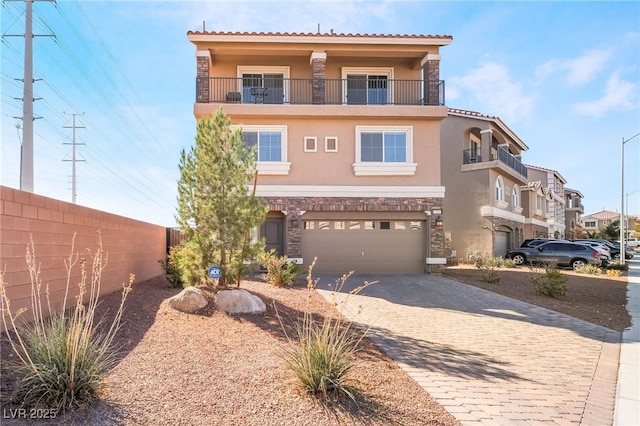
[195, 77, 445, 106]
[494, 146, 527, 177]
[463, 146, 527, 178]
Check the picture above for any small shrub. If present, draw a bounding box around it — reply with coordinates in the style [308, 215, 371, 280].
[502, 258, 518, 268]
[0, 233, 133, 413]
[257, 249, 303, 287]
[531, 265, 567, 298]
[167, 240, 204, 287]
[277, 260, 374, 401]
[574, 264, 602, 275]
[607, 261, 629, 272]
[606, 269, 622, 277]
[158, 256, 183, 288]
[475, 255, 502, 283]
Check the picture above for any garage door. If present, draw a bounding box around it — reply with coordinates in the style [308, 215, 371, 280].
[494, 230, 510, 257]
[302, 219, 426, 274]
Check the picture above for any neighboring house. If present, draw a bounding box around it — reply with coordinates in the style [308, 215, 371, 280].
[526, 165, 567, 239]
[581, 210, 620, 235]
[564, 188, 584, 240]
[440, 109, 529, 260]
[187, 30, 452, 274]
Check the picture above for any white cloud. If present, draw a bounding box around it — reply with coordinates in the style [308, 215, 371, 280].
[573, 71, 638, 117]
[536, 49, 612, 85]
[448, 63, 536, 124]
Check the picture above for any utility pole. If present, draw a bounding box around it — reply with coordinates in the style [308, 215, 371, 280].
[63, 113, 86, 204]
[3, 0, 55, 192]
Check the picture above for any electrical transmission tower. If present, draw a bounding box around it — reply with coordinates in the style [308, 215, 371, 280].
[63, 113, 86, 204]
[2, 0, 55, 192]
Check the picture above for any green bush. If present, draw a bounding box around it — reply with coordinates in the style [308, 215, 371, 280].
[257, 249, 303, 287]
[0, 234, 133, 413]
[277, 261, 373, 401]
[575, 264, 602, 275]
[167, 240, 205, 287]
[531, 265, 567, 298]
[607, 261, 629, 271]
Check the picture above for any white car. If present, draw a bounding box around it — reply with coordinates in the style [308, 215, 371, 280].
[575, 241, 611, 262]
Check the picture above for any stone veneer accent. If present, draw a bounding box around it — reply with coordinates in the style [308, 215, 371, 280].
[311, 55, 326, 104]
[196, 55, 210, 103]
[425, 58, 441, 105]
[263, 196, 445, 262]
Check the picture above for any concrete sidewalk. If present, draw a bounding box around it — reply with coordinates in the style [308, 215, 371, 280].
[614, 254, 640, 426]
[318, 271, 624, 425]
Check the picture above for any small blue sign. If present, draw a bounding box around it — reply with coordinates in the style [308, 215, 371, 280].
[207, 265, 221, 279]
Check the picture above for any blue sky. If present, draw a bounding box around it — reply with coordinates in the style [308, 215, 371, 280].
[1, 0, 639, 227]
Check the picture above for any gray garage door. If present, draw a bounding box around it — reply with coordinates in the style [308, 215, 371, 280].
[302, 219, 425, 274]
[495, 230, 510, 257]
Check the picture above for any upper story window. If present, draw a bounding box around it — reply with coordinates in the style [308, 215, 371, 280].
[584, 220, 596, 227]
[512, 185, 520, 207]
[495, 177, 504, 202]
[353, 125, 416, 176]
[342, 67, 394, 105]
[243, 131, 282, 161]
[237, 66, 289, 104]
[232, 124, 290, 175]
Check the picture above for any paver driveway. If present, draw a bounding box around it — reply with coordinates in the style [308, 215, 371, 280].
[316, 274, 621, 425]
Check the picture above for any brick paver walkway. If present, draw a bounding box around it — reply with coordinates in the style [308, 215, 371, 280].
[317, 274, 621, 425]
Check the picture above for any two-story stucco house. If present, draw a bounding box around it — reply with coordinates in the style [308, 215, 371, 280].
[187, 30, 452, 274]
[440, 109, 529, 260]
[526, 165, 567, 239]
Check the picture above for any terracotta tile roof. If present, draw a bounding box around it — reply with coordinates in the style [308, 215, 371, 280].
[447, 108, 528, 151]
[582, 210, 620, 220]
[447, 108, 498, 120]
[186, 30, 453, 40]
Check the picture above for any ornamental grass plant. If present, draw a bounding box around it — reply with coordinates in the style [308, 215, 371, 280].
[0, 233, 133, 413]
[276, 260, 374, 402]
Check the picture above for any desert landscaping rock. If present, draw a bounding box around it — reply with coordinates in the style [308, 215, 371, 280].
[167, 286, 208, 313]
[215, 289, 266, 314]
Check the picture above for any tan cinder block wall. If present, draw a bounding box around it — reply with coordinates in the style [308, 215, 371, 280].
[0, 186, 167, 326]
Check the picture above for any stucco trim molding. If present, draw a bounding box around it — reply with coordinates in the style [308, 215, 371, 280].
[352, 162, 417, 176]
[251, 185, 445, 198]
[255, 162, 291, 175]
[480, 206, 525, 224]
[525, 217, 550, 227]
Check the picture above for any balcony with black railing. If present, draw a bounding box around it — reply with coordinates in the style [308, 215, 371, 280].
[462, 146, 528, 178]
[195, 77, 445, 106]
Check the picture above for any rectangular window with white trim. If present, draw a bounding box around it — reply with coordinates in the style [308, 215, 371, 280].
[233, 124, 291, 175]
[353, 125, 416, 176]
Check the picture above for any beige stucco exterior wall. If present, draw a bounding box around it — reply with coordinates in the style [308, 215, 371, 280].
[0, 186, 166, 327]
[441, 115, 528, 260]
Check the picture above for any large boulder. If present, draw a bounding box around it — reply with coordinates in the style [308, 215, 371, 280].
[167, 286, 209, 313]
[215, 289, 266, 314]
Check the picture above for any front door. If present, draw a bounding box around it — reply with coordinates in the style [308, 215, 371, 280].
[260, 218, 284, 256]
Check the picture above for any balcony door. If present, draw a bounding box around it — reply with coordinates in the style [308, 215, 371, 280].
[342, 67, 393, 105]
[237, 66, 289, 104]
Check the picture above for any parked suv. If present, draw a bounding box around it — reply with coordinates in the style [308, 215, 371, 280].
[578, 239, 634, 260]
[520, 238, 557, 248]
[506, 241, 602, 270]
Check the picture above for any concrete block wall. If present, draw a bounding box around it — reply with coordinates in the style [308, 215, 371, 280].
[0, 186, 167, 326]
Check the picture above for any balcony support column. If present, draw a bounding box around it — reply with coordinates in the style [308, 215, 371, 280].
[310, 51, 326, 104]
[480, 129, 493, 162]
[422, 53, 440, 105]
[196, 50, 210, 102]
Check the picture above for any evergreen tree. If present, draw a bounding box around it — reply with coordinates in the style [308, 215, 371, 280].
[175, 110, 268, 286]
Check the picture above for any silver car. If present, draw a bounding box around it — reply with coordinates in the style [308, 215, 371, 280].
[506, 241, 603, 270]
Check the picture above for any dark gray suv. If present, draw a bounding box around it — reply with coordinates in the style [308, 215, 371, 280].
[506, 241, 602, 270]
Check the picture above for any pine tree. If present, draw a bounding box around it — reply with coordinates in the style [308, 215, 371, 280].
[176, 110, 268, 287]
